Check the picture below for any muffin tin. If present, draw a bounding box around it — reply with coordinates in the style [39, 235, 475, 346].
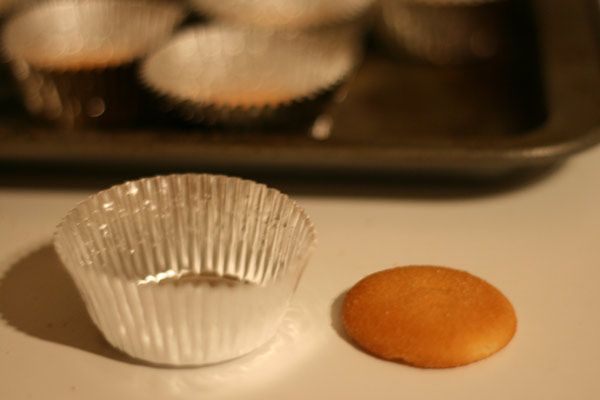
[0, 0, 599, 177]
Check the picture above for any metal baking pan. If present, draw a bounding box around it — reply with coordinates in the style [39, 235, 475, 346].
[0, 0, 599, 177]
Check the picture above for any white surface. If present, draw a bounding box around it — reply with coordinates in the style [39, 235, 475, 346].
[1, 147, 600, 399]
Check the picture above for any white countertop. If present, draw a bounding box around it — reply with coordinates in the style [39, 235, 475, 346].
[1, 146, 600, 399]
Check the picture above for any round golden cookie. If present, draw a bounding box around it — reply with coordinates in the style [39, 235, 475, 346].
[342, 266, 517, 368]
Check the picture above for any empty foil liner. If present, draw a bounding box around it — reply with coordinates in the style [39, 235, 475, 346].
[141, 24, 362, 127]
[53, 174, 317, 366]
[376, 0, 511, 65]
[2, 0, 185, 127]
[188, 0, 376, 30]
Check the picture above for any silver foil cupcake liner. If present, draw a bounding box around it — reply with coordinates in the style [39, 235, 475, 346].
[141, 24, 362, 127]
[53, 174, 317, 366]
[2, 0, 185, 127]
[188, 0, 376, 31]
[376, 0, 511, 65]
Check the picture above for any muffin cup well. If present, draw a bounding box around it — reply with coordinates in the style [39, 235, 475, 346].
[53, 174, 317, 366]
[9, 62, 144, 127]
[2, 0, 185, 127]
[376, 0, 512, 65]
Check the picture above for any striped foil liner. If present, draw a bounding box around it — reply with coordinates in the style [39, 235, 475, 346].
[54, 174, 317, 366]
[140, 24, 362, 128]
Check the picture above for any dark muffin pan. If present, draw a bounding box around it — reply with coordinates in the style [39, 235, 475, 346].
[0, 0, 599, 177]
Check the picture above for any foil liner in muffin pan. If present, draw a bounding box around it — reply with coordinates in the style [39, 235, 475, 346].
[376, 0, 511, 65]
[188, 0, 376, 30]
[53, 174, 317, 366]
[141, 24, 362, 127]
[2, 0, 185, 127]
